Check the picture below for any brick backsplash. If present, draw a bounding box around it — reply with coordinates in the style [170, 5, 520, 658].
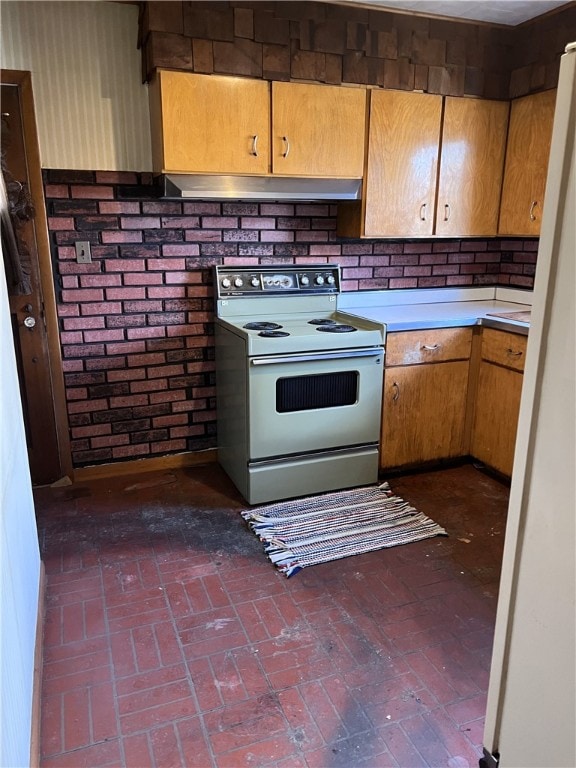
[44, 170, 538, 467]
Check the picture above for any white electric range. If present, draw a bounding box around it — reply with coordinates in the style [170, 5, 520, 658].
[214, 264, 386, 504]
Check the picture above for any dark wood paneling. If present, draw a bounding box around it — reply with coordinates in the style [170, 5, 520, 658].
[140, 1, 576, 97]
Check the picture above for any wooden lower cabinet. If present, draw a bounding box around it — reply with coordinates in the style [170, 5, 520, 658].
[380, 325, 527, 476]
[470, 363, 523, 476]
[380, 328, 472, 469]
[470, 329, 527, 476]
[381, 361, 470, 468]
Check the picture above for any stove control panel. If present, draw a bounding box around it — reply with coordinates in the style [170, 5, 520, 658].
[215, 264, 341, 297]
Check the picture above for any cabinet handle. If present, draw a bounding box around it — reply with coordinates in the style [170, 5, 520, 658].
[392, 382, 400, 402]
[251, 135, 259, 157]
[282, 136, 290, 158]
[419, 203, 426, 221]
[421, 344, 440, 351]
[444, 203, 451, 222]
[529, 200, 537, 221]
[507, 348, 523, 357]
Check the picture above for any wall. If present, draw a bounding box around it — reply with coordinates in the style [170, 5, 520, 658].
[3, 1, 575, 172]
[44, 169, 538, 467]
[2, 1, 567, 469]
[483, 42, 575, 767]
[0, 253, 41, 766]
[509, 6, 576, 96]
[0, 1, 151, 171]
[141, 0, 576, 98]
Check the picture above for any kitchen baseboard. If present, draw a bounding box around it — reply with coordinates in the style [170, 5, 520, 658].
[72, 448, 218, 482]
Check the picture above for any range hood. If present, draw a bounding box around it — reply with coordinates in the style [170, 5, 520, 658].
[161, 174, 362, 201]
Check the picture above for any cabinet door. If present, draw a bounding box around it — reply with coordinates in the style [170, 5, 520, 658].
[364, 90, 442, 237]
[150, 71, 270, 175]
[498, 89, 556, 236]
[436, 98, 509, 237]
[271, 82, 366, 178]
[471, 362, 523, 476]
[380, 361, 470, 469]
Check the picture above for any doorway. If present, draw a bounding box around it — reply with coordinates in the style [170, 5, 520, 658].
[1, 70, 70, 485]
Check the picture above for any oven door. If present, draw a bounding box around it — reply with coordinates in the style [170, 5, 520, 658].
[247, 347, 384, 459]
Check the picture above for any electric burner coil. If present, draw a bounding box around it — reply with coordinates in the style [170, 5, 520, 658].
[243, 321, 283, 331]
[316, 324, 358, 333]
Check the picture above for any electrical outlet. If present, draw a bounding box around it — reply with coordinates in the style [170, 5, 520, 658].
[75, 241, 92, 264]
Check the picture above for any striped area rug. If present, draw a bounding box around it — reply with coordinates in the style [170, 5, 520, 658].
[241, 482, 447, 577]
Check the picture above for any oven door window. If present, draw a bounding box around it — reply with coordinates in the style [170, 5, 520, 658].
[276, 371, 357, 412]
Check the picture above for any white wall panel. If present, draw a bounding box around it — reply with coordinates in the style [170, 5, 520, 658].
[0, 1, 152, 171]
[483, 47, 576, 767]
[0, 254, 41, 767]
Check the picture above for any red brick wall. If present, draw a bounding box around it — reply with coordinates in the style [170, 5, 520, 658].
[44, 169, 537, 467]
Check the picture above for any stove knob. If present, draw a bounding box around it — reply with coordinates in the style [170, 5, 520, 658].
[300, 275, 310, 286]
[250, 277, 260, 288]
[234, 277, 244, 288]
[326, 274, 336, 285]
[221, 277, 231, 289]
[315, 275, 325, 286]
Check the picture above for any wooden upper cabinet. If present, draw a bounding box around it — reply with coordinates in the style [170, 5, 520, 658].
[149, 70, 270, 175]
[364, 90, 443, 237]
[149, 72, 367, 179]
[436, 97, 509, 237]
[498, 89, 557, 236]
[339, 91, 512, 239]
[271, 82, 367, 178]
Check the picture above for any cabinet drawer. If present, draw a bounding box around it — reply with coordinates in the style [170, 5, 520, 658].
[385, 328, 473, 367]
[481, 328, 527, 371]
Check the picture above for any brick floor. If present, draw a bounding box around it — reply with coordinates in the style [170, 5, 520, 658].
[34, 462, 508, 767]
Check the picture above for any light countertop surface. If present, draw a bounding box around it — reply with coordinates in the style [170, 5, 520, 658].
[339, 286, 532, 335]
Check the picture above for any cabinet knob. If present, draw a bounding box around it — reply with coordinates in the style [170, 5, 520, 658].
[529, 200, 538, 221]
[251, 135, 259, 157]
[282, 136, 290, 158]
[421, 344, 440, 351]
[444, 203, 451, 222]
[392, 382, 400, 402]
[419, 203, 427, 221]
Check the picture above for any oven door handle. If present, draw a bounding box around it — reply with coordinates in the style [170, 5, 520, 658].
[251, 349, 384, 366]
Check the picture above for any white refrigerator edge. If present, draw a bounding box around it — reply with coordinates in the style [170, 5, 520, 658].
[481, 41, 576, 768]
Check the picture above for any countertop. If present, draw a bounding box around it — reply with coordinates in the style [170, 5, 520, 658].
[339, 286, 532, 335]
